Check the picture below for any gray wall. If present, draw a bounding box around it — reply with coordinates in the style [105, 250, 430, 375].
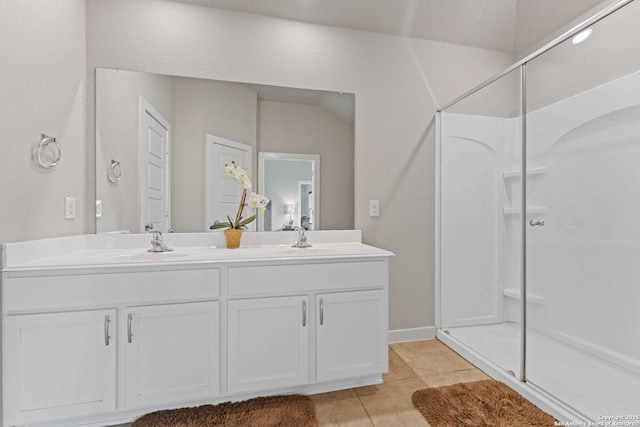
[0, 0, 87, 243]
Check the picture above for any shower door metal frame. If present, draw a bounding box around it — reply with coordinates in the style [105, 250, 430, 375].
[435, 0, 636, 365]
[435, 0, 637, 419]
[519, 64, 527, 382]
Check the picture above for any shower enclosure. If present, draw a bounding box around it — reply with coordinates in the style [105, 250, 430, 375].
[436, 0, 640, 422]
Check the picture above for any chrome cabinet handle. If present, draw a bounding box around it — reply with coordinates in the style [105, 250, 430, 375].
[104, 315, 111, 346]
[127, 313, 133, 343]
[319, 298, 324, 326]
[529, 219, 545, 227]
[302, 300, 307, 327]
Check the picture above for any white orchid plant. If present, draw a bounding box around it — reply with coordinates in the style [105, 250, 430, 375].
[209, 161, 270, 231]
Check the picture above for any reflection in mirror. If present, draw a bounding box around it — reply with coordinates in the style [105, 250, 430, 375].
[206, 134, 254, 231]
[95, 68, 355, 233]
[258, 153, 319, 231]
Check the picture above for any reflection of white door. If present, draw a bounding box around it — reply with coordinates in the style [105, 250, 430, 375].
[258, 153, 320, 231]
[297, 180, 313, 230]
[139, 97, 171, 233]
[205, 135, 252, 230]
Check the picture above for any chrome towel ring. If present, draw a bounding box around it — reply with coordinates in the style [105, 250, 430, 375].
[34, 134, 61, 169]
[107, 159, 122, 183]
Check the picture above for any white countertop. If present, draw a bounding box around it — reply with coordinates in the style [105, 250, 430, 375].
[1, 231, 393, 273]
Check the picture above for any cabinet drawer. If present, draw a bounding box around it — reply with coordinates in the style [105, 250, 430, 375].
[5, 269, 220, 312]
[228, 261, 387, 295]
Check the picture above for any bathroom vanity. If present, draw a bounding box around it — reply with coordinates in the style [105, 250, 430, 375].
[0, 231, 392, 427]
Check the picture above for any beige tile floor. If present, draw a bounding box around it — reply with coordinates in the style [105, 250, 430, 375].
[115, 339, 489, 427]
[310, 339, 490, 426]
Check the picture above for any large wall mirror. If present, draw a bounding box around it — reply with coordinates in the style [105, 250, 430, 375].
[95, 68, 355, 234]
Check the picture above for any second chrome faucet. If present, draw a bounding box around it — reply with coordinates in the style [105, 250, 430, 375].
[148, 231, 174, 252]
[292, 227, 312, 248]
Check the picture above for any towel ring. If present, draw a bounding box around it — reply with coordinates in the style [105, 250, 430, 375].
[35, 134, 61, 169]
[107, 159, 122, 183]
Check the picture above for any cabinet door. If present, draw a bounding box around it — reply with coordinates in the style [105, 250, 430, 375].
[316, 290, 388, 382]
[228, 296, 309, 393]
[125, 301, 220, 407]
[5, 309, 117, 425]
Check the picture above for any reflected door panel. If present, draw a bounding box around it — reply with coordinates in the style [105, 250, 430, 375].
[206, 135, 253, 230]
[140, 99, 171, 233]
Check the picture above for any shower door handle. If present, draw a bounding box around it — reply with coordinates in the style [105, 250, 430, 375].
[529, 219, 545, 227]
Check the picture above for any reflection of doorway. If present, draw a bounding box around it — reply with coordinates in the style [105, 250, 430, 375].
[205, 135, 253, 230]
[297, 180, 313, 230]
[139, 97, 171, 233]
[258, 153, 320, 232]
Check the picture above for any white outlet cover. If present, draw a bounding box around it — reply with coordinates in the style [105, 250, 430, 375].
[96, 200, 103, 218]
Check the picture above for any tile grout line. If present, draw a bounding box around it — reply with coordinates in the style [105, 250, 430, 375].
[387, 346, 421, 380]
[353, 387, 377, 427]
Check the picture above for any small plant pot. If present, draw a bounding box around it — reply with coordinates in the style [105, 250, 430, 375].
[224, 229, 243, 249]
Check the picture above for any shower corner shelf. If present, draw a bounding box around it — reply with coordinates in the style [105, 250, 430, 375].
[503, 288, 544, 304]
[503, 207, 546, 215]
[502, 167, 548, 179]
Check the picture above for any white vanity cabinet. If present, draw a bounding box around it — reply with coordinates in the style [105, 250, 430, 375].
[124, 301, 220, 407]
[226, 260, 389, 395]
[1, 236, 392, 427]
[1, 267, 221, 426]
[316, 290, 386, 382]
[4, 309, 117, 424]
[227, 296, 309, 393]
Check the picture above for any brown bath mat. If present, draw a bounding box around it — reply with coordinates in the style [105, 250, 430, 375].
[412, 379, 557, 427]
[132, 394, 317, 427]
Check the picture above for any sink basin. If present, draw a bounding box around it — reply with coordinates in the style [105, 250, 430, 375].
[100, 251, 191, 262]
[271, 247, 339, 256]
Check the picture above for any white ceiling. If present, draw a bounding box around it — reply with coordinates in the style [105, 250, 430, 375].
[169, 0, 609, 53]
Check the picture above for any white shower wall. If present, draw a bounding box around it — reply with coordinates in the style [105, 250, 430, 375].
[439, 69, 640, 419]
[526, 69, 640, 374]
[439, 112, 521, 328]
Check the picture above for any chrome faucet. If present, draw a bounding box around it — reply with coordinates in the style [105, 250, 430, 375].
[292, 227, 312, 248]
[148, 231, 174, 252]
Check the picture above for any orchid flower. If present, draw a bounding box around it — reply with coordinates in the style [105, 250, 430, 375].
[210, 162, 269, 230]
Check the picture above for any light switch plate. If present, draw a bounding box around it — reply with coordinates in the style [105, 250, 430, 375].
[369, 200, 380, 217]
[65, 197, 76, 219]
[96, 200, 103, 218]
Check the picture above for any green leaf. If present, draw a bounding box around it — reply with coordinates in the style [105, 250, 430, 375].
[238, 215, 256, 226]
[209, 222, 231, 229]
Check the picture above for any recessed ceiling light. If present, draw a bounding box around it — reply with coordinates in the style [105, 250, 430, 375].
[572, 28, 593, 45]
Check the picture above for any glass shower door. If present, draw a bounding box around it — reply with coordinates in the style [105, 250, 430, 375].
[525, 0, 640, 419]
[439, 68, 524, 378]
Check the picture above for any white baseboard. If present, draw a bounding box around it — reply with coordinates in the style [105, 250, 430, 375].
[388, 326, 437, 343]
